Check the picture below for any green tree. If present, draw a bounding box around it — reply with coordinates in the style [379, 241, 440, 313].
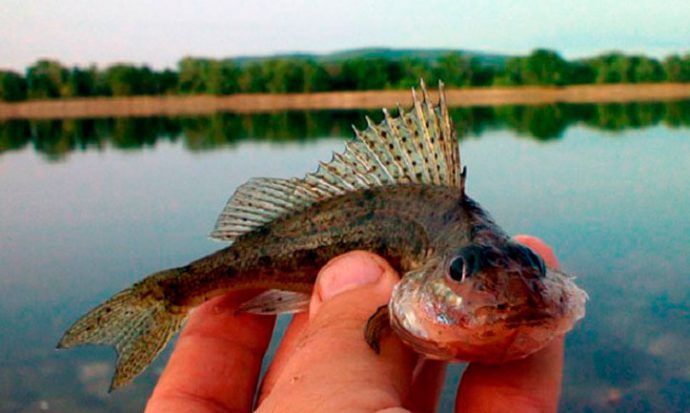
[262, 59, 306, 93]
[587, 53, 666, 84]
[468, 58, 495, 86]
[178, 58, 239, 95]
[154, 69, 179, 95]
[238, 63, 267, 93]
[102, 64, 157, 96]
[587, 53, 632, 83]
[397, 58, 435, 88]
[336, 58, 400, 90]
[0, 70, 28, 101]
[567, 62, 597, 84]
[178, 57, 208, 94]
[519, 49, 571, 85]
[26, 59, 69, 99]
[629, 56, 665, 83]
[434, 53, 472, 87]
[432, 54, 495, 87]
[301, 60, 331, 92]
[663, 55, 690, 82]
[212, 60, 240, 94]
[65, 66, 99, 97]
[494, 57, 524, 85]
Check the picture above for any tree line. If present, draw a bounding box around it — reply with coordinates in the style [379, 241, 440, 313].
[1, 49, 689, 102]
[3, 100, 689, 158]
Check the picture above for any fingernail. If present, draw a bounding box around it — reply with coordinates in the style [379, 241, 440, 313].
[317, 253, 384, 302]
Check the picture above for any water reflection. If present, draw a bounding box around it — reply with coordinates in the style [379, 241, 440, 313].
[1, 101, 689, 412]
[1, 101, 690, 159]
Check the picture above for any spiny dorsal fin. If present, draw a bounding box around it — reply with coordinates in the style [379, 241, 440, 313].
[210, 80, 464, 242]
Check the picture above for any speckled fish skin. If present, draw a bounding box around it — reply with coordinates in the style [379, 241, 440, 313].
[57, 81, 587, 391]
[160, 184, 480, 307]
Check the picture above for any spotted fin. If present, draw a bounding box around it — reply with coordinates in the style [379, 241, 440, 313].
[211, 80, 464, 242]
[237, 289, 311, 315]
[57, 269, 187, 391]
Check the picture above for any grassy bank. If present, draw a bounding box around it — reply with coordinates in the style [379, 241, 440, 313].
[1, 83, 690, 120]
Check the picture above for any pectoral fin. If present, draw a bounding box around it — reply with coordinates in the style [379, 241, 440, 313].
[236, 289, 311, 315]
[364, 304, 392, 354]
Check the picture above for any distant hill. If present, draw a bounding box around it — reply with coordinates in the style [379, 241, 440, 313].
[231, 47, 510, 68]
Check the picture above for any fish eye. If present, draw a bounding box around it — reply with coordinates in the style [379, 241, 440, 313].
[449, 246, 482, 282]
[449, 256, 467, 282]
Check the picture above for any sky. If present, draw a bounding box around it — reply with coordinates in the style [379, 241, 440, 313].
[1, 0, 689, 71]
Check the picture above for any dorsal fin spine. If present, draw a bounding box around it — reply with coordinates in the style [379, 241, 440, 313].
[437, 81, 452, 185]
[382, 108, 413, 181]
[332, 152, 369, 187]
[344, 141, 383, 185]
[353, 127, 396, 182]
[424, 94, 443, 185]
[306, 173, 341, 194]
[366, 116, 408, 180]
[288, 181, 320, 201]
[319, 161, 357, 190]
[411, 88, 433, 183]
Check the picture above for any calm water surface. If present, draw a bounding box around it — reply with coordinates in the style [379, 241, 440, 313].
[1, 103, 689, 412]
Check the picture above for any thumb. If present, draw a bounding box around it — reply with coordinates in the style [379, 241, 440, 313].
[256, 251, 416, 413]
[309, 250, 396, 317]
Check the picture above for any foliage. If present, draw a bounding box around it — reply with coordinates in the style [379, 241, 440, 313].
[502, 49, 571, 86]
[334, 57, 399, 90]
[663, 54, 690, 82]
[0, 70, 28, 101]
[103, 64, 161, 96]
[64, 66, 100, 97]
[178, 58, 238, 95]
[26, 60, 69, 99]
[585, 53, 668, 84]
[396, 58, 435, 88]
[2, 49, 689, 101]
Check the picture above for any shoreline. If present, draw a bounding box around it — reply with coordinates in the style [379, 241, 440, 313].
[1, 83, 690, 120]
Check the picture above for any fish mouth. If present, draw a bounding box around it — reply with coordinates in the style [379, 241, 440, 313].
[389, 305, 557, 363]
[500, 307, 554, 328]
[387, 257, 587, 363]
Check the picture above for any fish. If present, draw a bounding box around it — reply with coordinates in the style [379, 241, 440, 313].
[57, 81, 587, 391]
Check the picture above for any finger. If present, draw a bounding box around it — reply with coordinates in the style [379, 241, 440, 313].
[146, 290, 275, 413]
[256, 251, 417, 413]
[257, 311, 309, 403]
[455, 337, 564, 413]
[456, 235, 564, 413]
[403, 359, 447, 413]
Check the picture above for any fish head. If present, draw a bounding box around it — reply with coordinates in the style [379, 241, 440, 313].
[389, 241, 587, 363]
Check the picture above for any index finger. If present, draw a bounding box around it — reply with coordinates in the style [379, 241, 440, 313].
[146, 290, 275, 413]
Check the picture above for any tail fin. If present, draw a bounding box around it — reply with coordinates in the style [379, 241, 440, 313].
[57, 271, 186, 391]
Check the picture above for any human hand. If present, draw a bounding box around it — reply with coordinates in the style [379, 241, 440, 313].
[146, 235, 563, 413]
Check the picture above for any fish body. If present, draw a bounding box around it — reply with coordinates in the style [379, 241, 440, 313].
[58, 82, 586, 390]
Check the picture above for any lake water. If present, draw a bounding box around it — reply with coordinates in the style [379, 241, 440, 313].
[1, 102, 689, 412]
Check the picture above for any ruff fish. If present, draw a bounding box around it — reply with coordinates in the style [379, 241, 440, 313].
[58, 82, 587, 390]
